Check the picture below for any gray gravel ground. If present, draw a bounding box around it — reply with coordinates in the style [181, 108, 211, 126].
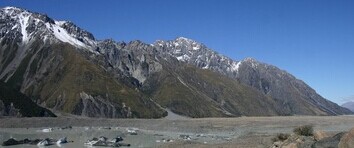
[0, 115, 354, 147]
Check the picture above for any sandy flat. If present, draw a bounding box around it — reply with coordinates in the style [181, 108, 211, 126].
[0, 115, 354, 147]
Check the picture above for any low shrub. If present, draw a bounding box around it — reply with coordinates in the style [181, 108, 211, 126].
[293, 125, 313, 136]
[272, 133, 290, 142]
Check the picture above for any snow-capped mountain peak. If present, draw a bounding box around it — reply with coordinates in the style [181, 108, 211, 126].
[153, 37, 243, 77]
[3, 6, 26, 14]
[174, 37, 202, 50]
[0, 6, 97, 51]
[175, 36, 194, 42]
[242, 57, 259, 68]
[3, 6, 22, 10]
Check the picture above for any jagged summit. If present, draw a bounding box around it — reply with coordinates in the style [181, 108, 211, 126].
[2, 6, 28, 13]
[0, 6, 96, 49]
[175, 36, 197, 43]
[243, 57, 257, 62]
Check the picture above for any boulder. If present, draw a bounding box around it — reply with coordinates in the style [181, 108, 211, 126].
[313, 130, 329, 141]
[2, 138, 20, 146]
[2, 138, 31, 146]
[312, 132, 346, 148]
[339, 127, 354, 148]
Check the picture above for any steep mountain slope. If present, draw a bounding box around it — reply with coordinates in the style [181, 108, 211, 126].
[96, 40, 279, 117]
[342, 101, 354, 112]
[0, 81, 55, 117]
[0, 6, 351, 118]
[154, 38, 352, 115]
[235, 58, 351, 115]
[142, 62, 279, 117]
[0, 7, 166, 118]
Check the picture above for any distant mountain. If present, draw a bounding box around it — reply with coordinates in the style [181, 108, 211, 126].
[0, 6, 351, 118]
[342, 101, 354, 112]
[154, 37, 351, 115]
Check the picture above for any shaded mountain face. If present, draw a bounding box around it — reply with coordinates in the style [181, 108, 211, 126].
[342, 101, 354, 112]
[0, 81, 55, 117]
[0, 6, 351, 118]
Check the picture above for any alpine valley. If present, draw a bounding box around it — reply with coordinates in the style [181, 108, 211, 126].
[0, 7, 351, 118]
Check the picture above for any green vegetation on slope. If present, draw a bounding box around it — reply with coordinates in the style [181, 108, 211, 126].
[142, 60, 279, 118]
[30, 43, 165, 118]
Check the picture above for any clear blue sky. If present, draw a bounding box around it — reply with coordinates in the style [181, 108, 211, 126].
[1, 0, 354, 105]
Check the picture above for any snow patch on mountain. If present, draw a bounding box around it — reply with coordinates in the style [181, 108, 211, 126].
[46, 21, 87, 48]
[18, 14, 30, 43]
[1, 6, 97, 52]
[231, 61, 242, 72]
[176, 54, 190, 61]
[177, 77, 188, 87]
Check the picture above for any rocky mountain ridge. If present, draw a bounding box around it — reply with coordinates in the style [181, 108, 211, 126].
[0, 6, 351, 118]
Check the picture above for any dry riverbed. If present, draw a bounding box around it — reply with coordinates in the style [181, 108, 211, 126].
[1, 115, 354, 147]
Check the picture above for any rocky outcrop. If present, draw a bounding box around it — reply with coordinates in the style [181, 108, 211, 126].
[313, 130, 329, 141]
[0, 101, 21, 117]
[7, 102, 22, 117]
[339, 128, 354, 148]
[72, 92, 132, 118]
[313, 132, 346, 148]
[97, 40, 163, 84]
[270, 128, 354, 148]
[272, 134, 313, 148]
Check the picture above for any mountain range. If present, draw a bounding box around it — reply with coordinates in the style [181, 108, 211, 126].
[0, 6, 351, 118]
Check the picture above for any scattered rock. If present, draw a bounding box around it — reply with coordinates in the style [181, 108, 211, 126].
[41, 128, 53, 132]
[2, 137, 70, 146]
[102, 127, 112, 130]
[196, 134, 206, 137]
[37, 138, 51, 146]
[109, 137, 124, 143]
[156, 138, 171, 143]
[85, 136, 130, 147]
[126, 128, 138, 135]
[59, 126, 72, 130]
[179, 135, 192, 140]
[153, 134, 164, 136]
[56, 137, 68, 144]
